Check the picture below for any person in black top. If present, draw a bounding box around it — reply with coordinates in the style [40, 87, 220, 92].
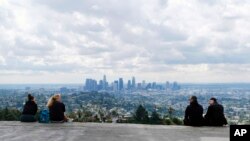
[20, 94, 38, 122]
[184, 96, 204, 126]
[47, 94, 68, 122]
[204, 97, 227, 126]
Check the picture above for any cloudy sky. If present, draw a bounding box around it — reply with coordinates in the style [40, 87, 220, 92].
[1, 0, 250, 84]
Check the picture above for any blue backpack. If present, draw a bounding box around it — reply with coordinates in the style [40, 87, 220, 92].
[39, 109, 50, 123]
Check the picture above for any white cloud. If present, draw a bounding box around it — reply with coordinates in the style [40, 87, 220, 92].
[0, 0, 250, 83]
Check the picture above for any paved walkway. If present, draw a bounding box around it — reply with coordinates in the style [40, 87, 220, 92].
[0, 121, 229, 141]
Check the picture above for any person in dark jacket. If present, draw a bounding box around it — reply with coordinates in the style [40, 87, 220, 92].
[184, 96, 204, 126]
[20, 94, 38, 122]
[47, 94, 68, 122]
[204, 97, 227, 126]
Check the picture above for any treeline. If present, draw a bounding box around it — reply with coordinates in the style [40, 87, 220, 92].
[67, 105, 183, 125]
[120, 105, 183, 125]
[0, 105, 183, 125]
[0, 108, 21, 121]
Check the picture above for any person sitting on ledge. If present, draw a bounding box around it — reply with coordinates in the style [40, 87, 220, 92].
[204, 97, 228, 126]
[20, 94, 38, 122]
[184, 96, 204, 126]
[47, 94, 69, 123]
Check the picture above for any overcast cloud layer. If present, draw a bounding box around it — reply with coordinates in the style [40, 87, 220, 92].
[1, 0, 250, 83]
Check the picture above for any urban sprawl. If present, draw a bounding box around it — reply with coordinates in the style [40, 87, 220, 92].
[0, 75, 249, 124]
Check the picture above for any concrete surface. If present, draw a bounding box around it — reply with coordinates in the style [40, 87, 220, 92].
[0, 122, 229, 141]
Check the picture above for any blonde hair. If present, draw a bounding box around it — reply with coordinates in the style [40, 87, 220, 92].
[47, 94, 61, 108]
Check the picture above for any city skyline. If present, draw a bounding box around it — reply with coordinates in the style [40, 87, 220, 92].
[84, 74, 181, 92]
[1, 0, 250, 83]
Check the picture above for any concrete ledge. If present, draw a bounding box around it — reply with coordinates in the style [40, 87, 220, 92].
[0, 121, 229, 141]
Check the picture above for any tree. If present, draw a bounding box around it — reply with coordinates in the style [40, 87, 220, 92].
[164, 118, 173, 125]
[134, 105, 149, 123]
[167, 106, 175, 119]
[150, 110, 162, 124]
[172, 117, 183, 125]
[0, 108, 21, 121]
[111, 110, 118, 117]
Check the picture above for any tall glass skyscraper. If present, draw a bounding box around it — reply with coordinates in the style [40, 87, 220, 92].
[132, 76, 136, 89]
[103, 75, 107, 90]
[119, 78, 124, 90]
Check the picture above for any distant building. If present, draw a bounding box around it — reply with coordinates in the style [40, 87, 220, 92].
[132, 76, 136, 89]
[85, 79, 98, 91]
[166, 81, 170, 91]
[142, 80, 146, 89]
[103, 75, 107, 90]
[152, 82, 156, 89]
[119, 78, 124, 91]
[172, 81, 181, 91]
[98, 80, 104, 90]
[60, 87, 69, 93]
[127, 80, 132, 90]
[146, 83, 152, 90]
[137, 83, 142, 89]
[113, 81, 119, 91]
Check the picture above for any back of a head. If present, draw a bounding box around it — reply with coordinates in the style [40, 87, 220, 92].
[210, 97, 217, 103]
[210, 97, 218, 105]
[47, 94, 61, 108]
[28, 94, 34, 101]
[190, 96, 198, 104]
